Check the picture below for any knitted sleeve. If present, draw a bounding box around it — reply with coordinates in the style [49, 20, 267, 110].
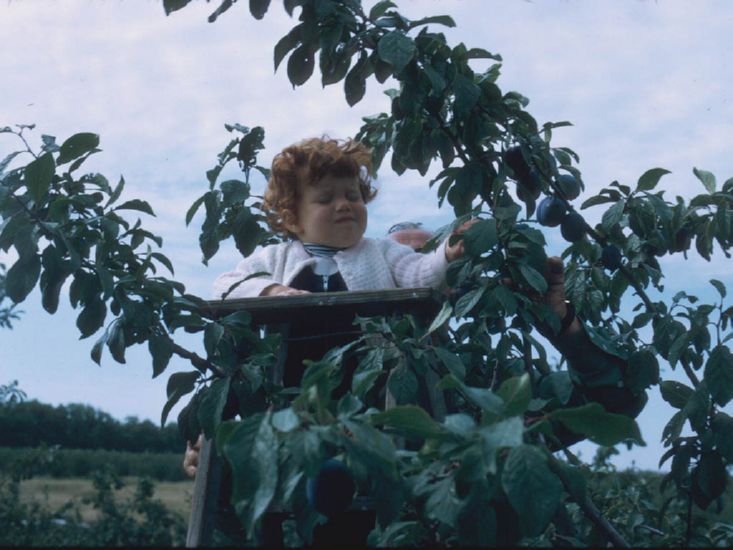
[212, 246, 282, 299]
[381, 238, 450, 289]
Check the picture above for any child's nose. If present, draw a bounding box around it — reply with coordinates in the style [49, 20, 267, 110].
[334, 197, 351, 210]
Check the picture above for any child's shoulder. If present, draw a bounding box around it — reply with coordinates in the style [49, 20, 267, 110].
[240, 240, 304, 262]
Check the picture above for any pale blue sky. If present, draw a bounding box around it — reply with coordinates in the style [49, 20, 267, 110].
[1, 0, 731, 469]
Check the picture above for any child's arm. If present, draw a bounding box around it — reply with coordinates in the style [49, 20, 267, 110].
[384, 219, 477, 289]
[213, 245, 285, 298]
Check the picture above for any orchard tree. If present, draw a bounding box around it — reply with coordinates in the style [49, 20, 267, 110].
[2, 0, 733, 546]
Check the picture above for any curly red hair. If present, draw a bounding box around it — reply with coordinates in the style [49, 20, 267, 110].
[264, 137, 377, 237]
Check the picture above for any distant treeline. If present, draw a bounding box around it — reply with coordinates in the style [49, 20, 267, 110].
[0, 400, 185, 453]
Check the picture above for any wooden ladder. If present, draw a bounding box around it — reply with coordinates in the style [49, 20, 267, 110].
[186, 288, 445, 547]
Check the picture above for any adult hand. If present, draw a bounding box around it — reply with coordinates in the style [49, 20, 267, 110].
[261, 284, 311, 297]
[445, 219, 480, 262]
[183, 433, 203, 478]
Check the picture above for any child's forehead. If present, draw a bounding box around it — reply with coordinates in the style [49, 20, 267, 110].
[307, 174, 360, 190]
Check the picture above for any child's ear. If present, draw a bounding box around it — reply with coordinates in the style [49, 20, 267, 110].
[282, 211, 300, 235]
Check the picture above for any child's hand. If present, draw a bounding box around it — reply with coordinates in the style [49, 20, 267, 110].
[445, 219, 479, 262]
[261, 284, 311, 297]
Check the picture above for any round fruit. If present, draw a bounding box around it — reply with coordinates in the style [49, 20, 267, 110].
[306, 459, 355, 517]
[505, 146, 531, 181]
[556, 174, 581, 201]
[537, 196, 568, 227]
[601, 245, 622, 270]
[671, 227, 693, 252]
[516, 169, 542, 202]
[560, 210, 586, 242]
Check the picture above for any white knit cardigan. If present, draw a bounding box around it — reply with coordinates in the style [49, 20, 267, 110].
[213, 237, 450, 299]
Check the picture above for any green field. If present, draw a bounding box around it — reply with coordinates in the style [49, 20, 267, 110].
[19, 476, 194, 523]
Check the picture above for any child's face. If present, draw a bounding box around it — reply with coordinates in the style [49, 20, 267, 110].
[285, 175, 367, 248]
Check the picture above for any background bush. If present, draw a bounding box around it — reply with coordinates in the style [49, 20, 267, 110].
[0, 447, 187, 482]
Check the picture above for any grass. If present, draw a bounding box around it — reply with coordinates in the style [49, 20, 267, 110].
[19, 476, 195, 523]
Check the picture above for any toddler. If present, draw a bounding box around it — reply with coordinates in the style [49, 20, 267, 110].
[214, 137, 467, 299]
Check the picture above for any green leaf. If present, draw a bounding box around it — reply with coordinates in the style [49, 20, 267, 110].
[712, 412, 733, 461]
[549, 403, 644, 446]
[426, 300, 452, 335]
[90, 332, 106, 365]
[467, 47, 499, 60]
[387, 362, 418, 405]
[464, 218, 497, 256]
[479, 417, 523, 474]
[114, 199, 155, 216]
[76, 296, 107, 338]
[207, 0, 234, 22]
[105, 176, 125, 207]
[626, 348, 660, 393]
[344, 53, 370, 106]
[197, 377, 232, 439]
[161, 370, 200, 426]
[272, 407, 300, 433]
[518, 263, 548, 294]
[452, 73, 480, 119]
[287, 44, 315, 87]
[0, 151, 22, 177]
[148, 331, 173, 378]
[710, 279, 726, 298]
[454, 286, 486, 318]
[434, 347, 465, 379]
[635, 167, 670, 192]
[496, 373, 532, 417]
[163, 0, 192, 15]
[56, 132, 100, 165]
[501, 444, 562, 537]
[273, 24, 302, 72]
[705, 345, 733, 407]
[204, 322, 225, 357]
[660, 380, 694, 409]
[377, 31, 416, 73]
[371, 405, 449, 439]
[5, 253, 41, 303]
[692, 451, 727, 509]
[185, 194, 206, 226]
[369, 0, 396, 20]
[601, 200, 625, 231]
[224, 413, 278, 535]
[24, 152, 55, 203]
[249, 0, 270, 19]
[693, 167, 716, 193]
[410, 14, 456, 28]
[220, 179, 249, 205]
[438, 374, 503, 416]
[107, 322, 126, 364]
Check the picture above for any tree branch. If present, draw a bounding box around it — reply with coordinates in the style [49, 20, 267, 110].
[578, 493, 631, 548]
[170, 341, 225, 378]
[550, 454, 630, 548]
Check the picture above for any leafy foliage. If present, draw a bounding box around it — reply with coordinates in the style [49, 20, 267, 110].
[0, 451, 186, 546]
[1, 0, 732, 546]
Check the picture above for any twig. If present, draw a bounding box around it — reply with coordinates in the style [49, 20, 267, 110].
[550, 454, 630, 548]
[170, 341, 225, 377]
[680, 358, 701, 388]
[521, 330, 533, 375]
[578, 494, 630, 548]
